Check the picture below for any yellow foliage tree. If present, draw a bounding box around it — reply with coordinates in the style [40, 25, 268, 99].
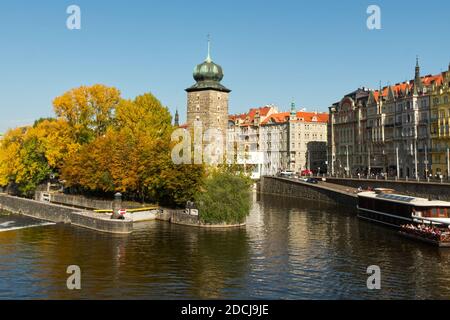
[53, 84, 121, 143]
[61, 93, 204, 205]
[0, 127, 27, 187]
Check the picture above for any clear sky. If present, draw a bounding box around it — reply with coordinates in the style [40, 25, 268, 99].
[1, 0, 450, 132]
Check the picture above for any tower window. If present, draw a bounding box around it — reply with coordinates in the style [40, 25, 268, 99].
[196, 105, 200, 111]
[217, 106, 220, 111]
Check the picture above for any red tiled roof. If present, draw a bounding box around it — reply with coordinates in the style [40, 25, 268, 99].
[229, 105, 277, 125]
[261, 111, 328, 125]
[292, 111, 328, 123]
[373, 73, 445, 101]
[261, 112, 290, 125]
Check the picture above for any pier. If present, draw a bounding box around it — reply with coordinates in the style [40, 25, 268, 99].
[0, 193, 133, 234]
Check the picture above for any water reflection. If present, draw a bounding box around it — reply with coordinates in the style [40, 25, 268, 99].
[1, 194, 450, 299]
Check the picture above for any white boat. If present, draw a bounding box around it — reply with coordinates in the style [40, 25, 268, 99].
[357, 188, 450, 228]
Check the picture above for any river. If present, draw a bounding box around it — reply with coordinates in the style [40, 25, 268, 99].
[1, 193, 450, 300]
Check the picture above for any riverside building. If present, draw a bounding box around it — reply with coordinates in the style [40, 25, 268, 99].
[329, 60, 450, 179]
[229, 104, 328, 177]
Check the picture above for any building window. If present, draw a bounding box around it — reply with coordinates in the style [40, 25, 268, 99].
[196, 105, 200, 111]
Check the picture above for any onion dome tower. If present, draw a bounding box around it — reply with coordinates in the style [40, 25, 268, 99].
[186, 37, 231, 145]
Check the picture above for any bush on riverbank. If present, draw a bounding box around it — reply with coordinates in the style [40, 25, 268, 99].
[195, 170, 252, 225]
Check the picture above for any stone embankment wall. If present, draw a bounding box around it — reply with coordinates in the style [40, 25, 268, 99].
[324, 177, 450, 201]
[260, 177, 358, 207]
[0, 193, 133, 234]
[158, 208, 245, 228]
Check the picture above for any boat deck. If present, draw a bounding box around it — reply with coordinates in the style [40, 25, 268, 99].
[399, 231, 450, 247]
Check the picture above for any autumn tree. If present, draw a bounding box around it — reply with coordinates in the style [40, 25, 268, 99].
[61, 92, 204, 206]
[1, 85, 205, 206]
[53, 84, 121, 144]
[0, 127, 27, 188]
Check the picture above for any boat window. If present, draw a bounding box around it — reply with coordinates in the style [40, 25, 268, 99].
[431, 208, 438, 218]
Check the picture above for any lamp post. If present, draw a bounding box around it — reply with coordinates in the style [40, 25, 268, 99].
[346, 145, 350, 178]
[414, 140, 419, 181]
[396, 146, 400, 180]
[424, 144, 429, 181]
[447, 148, 450, 181]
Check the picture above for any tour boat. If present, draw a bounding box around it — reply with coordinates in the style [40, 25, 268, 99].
[357, 188, 450, 227]
[357, 189, 450, 246]
[358, 189, 450, 247]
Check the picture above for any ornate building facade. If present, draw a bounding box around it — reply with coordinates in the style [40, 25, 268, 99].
[329, 60, 449, 179]
[430, 65, 450, 176]
[328, 88, 370, 176]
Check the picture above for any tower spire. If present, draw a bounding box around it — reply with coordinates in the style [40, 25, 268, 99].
[414, 55, 423, 95]
[290, 99, 296, 117]
[174, 109, 179, 127]
[206, 34, 212, 63]
[379, 81, 383, 104]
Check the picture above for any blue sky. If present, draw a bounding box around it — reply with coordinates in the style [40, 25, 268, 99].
[1, 0, 450, 132]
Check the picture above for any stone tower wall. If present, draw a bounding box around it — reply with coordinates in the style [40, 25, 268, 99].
[187, 90, 229, 140]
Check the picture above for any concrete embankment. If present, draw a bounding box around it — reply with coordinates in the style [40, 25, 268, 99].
[259, 176, 358, 208]
[323, 177, 450, 201]
[0, 193, 133, 234]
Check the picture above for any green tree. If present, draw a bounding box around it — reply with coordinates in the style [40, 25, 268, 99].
[195, 170, 252, 224]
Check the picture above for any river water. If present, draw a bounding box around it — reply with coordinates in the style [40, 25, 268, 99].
[1, 193, 450, 300]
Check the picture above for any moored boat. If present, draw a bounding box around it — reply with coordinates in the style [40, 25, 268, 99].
[357, 188, 450, 228]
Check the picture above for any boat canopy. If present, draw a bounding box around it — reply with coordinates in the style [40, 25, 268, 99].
[358, 191, 450, 207]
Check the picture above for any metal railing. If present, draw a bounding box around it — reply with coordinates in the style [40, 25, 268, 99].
[311, 173, 450, 185]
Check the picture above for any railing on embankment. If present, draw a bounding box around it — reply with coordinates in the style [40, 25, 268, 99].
[321, 177, 450, 201]
[259, 176, 357, 208]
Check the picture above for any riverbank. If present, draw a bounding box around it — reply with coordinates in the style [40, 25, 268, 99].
[0, 192, 246, 234]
